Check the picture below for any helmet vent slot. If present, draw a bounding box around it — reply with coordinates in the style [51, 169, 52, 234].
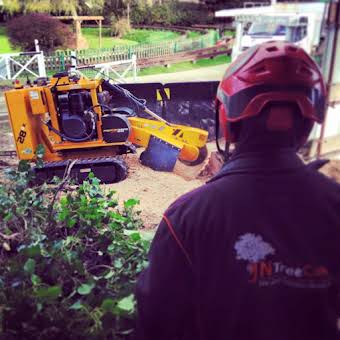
[288, 46, 298, 52]
[266, 46, 278, 52]
[300, 67, 312, 76]
[253, 66, 267, 73]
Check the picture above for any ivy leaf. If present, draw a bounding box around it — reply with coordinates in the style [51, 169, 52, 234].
[77, 283, 95, 295]
[140, 230, 155, 242]
[31, 274, 41, 286]
[35, 286, 62, 300]
[35, 144, 45, 158]
[109, 212, 127, 222]
[69, 300, 83, 310]
[18, 160, 31, 173]
[117, 294, 135, 314]
[104, 271, 114, 279]
[66, 218, 76, 228]
[101, 298, 115, 313]
[124, 199, 140, 209]
[114, 259, 123, 269]
[124, 230, 141, 241]
[23, 244, 42, 257]
[107, 244, 115, 252]
[24, 258, 36, 274]
[35, 159, 44, 169]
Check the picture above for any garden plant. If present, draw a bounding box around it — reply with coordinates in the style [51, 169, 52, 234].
[0, 146, 152, 339]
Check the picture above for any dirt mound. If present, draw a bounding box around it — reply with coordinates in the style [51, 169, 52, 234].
[108, 151, 205, 229]
[320, 160, 340, 183]
[117, 146, 224, 228]
[198, 151, 224, 178]
[173, 142, 222, 180]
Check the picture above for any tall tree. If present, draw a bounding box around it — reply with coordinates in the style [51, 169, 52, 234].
[2, 0, 104, 16]
[3, 0, 105, 49]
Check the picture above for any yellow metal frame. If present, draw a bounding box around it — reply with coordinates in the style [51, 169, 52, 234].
[5, 75, 208, 164]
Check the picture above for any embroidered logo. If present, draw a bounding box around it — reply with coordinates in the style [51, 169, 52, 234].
[234, 233, 331, 289]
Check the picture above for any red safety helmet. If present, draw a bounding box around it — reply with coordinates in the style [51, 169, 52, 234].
[216, 41, 326, 143]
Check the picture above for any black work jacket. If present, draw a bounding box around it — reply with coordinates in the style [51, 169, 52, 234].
[136, 149, 340, 340]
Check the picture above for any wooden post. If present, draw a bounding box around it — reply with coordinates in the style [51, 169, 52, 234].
[75, 19, 82, 50]
[99, 20, 102, 49]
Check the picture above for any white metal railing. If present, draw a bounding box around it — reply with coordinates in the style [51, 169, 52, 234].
[0, 40, 46, 80]
[74, 51, 137, 83]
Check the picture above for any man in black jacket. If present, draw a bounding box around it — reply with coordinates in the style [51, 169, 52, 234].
[136, 41, 340, 340]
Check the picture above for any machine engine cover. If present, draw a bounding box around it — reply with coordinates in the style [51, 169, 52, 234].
[61, 114, 87, 139]
[102, 114, 131, 143]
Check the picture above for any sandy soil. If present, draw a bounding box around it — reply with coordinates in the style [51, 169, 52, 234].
[109, 151, 206, 229]
[320, 160, 340, 183]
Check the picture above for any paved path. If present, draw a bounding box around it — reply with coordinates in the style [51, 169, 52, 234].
[127, 63, 227, 83]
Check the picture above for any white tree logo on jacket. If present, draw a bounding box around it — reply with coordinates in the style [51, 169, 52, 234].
[234, 233, 275, 263]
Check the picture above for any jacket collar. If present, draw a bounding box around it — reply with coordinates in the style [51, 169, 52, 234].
[208, 149, 305, 183]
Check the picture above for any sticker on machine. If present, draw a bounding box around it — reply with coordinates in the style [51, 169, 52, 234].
[29, 91, 39, 100]
[22, 148, 32, 154]
[234, 233, 331, 289]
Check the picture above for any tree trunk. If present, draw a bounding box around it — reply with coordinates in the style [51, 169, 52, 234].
[127, 2, 130, 26]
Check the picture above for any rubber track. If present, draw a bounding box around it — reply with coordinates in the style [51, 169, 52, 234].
[34, 157, 128, 184]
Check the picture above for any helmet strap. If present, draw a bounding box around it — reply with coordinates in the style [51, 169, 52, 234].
[215, 105, 232, 162]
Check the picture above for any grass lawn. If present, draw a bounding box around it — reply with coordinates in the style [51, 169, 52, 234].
[1, 26, 202, 52]
[138, 54, 231, 76]
[0, 26, 20, 53]
[82, 27, 138, 48]
[123, 29, 180, 44]
[82, 28, 184, 49]
[186, 31, 202, 39]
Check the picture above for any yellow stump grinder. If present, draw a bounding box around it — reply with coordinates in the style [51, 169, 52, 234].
[4, 72, 208, 183]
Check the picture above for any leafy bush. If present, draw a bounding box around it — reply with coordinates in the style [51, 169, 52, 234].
[0, 155, 152, 339]
[111, 17, 131, 38]
[174, 2, 215, 26]
[130, 3, 152, 25]
[7, 13, 75, 52]
[149, 3, 177, 26]
[130, 1, 214, 26]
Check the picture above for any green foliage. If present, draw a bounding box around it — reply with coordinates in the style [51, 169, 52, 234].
[2, 0, 104, 16]
[6, 14, 76, 52]
[150, 3, 177, 26]
[130, 1, 214, 26]
[174, 2, 215, 26]
[0, 26, 20, 54]
[111, 17, 131, 38]
[0, 154, 152, 339]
